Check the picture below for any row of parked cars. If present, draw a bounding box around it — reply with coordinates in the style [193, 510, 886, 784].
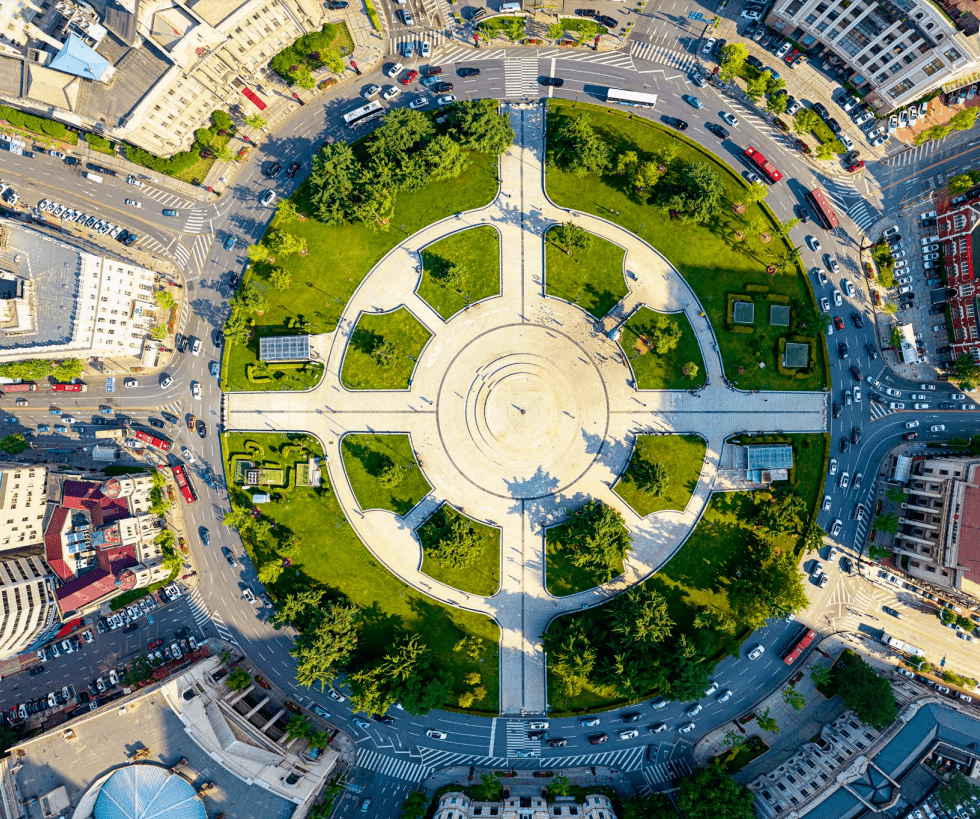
[36, 198, 139, 246]
[7, 685, 78, 724]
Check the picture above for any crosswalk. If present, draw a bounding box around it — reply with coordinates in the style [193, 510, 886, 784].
[355, 748, 431, 782]
[186, 587, 237, 645]
[189, 234, 213, 272]
[138, 234, 167, 257]
[629, 41, 697, 72]
[882, 138, 946, 168]
[141, 187, 195, 210]
[416, 743, 646, 771]
[505, 720, 542, 756]
[172, 243, 191, 270]
[390, 32, 449, 55]
[504, 56, 540, 97]
[639, 757, 693, 791]
[538, 47, 635, 69]
[819, 176, 881, 232]
[417, 748, 509, 769]
[182, 210, 208, 234]
[869, 400, 897, 420]
[435, 45, 508, 63]
[847, 199, 879, 232]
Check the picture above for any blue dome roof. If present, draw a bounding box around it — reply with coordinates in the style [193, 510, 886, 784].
[94, 765, 207, 819]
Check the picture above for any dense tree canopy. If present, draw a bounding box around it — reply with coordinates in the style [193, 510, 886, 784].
[554, 113, 612, 177]
[561, 500, 631, 581]
[833, 653, 899, 729]
[450, 99, 515, 154]
[677, 765, 756, 819]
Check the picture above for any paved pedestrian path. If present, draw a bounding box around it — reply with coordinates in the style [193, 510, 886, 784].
[225, 101, 827, 716]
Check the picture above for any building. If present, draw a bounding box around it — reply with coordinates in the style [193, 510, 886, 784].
[0, 462, 47, 552]
[0, 218, 160, 367]
[766, 0, 980, 114]
[892, 456, 980, 595]
[935, 199, 980, 365]
[433, 792, 617, 819]
[44, 473, 171, 616]
[0, 0, 336, 158]
[0, 554, 57, 662]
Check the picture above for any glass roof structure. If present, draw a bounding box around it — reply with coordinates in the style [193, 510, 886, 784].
[94, 765, 207, 819]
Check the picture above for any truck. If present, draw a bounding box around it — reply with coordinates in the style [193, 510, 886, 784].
[0, 382, 37, 394]
[94, 428, 126, 440]
[133, 428, 171, 452]
[881, 633, 925, 658]
[83, 172, 103, 183]
[51, 383, 86, 393]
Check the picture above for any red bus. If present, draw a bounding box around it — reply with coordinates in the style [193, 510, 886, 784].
[172, 464, 197, 504]
[806, 187, 840, 230]
[782, 628, 816, 665]
[744, 146, 782, 183]
[0, 382, 37, 394]
[133, 428, 171, 452]
[52, 382, 86, 393]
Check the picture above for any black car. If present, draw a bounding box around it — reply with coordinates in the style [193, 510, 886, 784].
[621, 712, 641, 722]
[598, 14, 617, 28]
[852, 426, 862, 445]
[939, 402, 956, 410]
[575, 7, 597, 15]
[540, 77, 564, 87]
[886, 233, 902, 245]
[431, 81, 454, 93]
[162, 411, 179, 424]
[265, 162, 282, 178]
[866, 343, 879, 361]
[116, 229, 130, 244]
[929, 306, 946, 316]
[64, 156, 79, 165]
[838, 341, 849, 360]
[28, 665, 44, 676]
[714, 38, 727, 55]
[197, 420, 207, 439]
[832, 402, 842, 418]
[373, 714, 395, 725]
[548, 738, 568, 747]
[840, 437, 849, 453]
[287, 161, 301, 177]
[705, 122, 729, 138]
[746, 55, 764, 69]
[458, 67, 480, 77]
[212, 328, 225, 347]
[326, 0, 348, 7]
[176, 626, 191, 638]
[851, 312, 864, 329]
[850, 365, 863, 381]
[826, 117, 842, 134]
[794, 204, 810, 223]
[123, 622, 139, 633]
[666, 116, 688, 131]
[528, 730, 547, 739]
[813, 101, 830, 119]
[842, 557, 852, 574]
[124, 233, 138, 246]
[222, 547, 237, 567]
[149, 417, 165, 429]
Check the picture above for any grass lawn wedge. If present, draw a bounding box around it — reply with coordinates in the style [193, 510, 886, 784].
[341, 307, 432, 390]
[418, 505, 500, 596]
[545, 226, 628, 319]
[615, 434, 707, 517]
[621, 307, 705, 389]
[341, 433, 432, 515]
[418, 226, 501, 319]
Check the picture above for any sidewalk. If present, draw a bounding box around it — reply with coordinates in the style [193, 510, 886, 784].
[419, 764, 638, 800]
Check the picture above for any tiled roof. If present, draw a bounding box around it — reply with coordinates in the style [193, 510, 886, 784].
[62, 479, 104, 510]
[44, 506, 72, 581]
[55, 568, 117, 614]
[959, 483, 980, 584]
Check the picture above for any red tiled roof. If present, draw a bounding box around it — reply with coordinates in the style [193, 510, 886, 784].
[958, 484, 980, 585]
[55, 569, 117, 614]
[62, 479, 103, 510]
[97, 497, 129, 524]
[96, 544, 136, 575]
[44, 506, 72, 581]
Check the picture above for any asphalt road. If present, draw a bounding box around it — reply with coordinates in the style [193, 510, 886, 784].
[3, 20, 980, 816]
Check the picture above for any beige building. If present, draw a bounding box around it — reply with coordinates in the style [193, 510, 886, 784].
[0, 462, 47, 552]
[766, 0, 980, 114]
[0, 0, 337, 157]
[433, 792, 617, 819]
[0, 554, 56, 661]
[893, 456, 980, 596]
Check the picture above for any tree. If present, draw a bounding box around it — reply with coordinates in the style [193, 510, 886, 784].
[562, 500, 631, 581]
[676, 764, 756, 819]
[286, 713, 312, 740]
[874, 513, 899, 535]
[0, 433, 28, 454]
[815, 141, 837, 161]
[638, 314, 682, 354]
[269, 267, 292, 291]
[834, 654, 898, 728]
[53, 359, 83, 382]
[551, 222, 593, 256]
[884, 486, 908, 503]
[237, 283, 269, 314]
[503, 16, 526, 41]
[554, 113, 612, 177]
[719, 42, 747, 82]
[246, 243, 270, 263]
[631, 459, 671, 498]
[881, 300, 898, 316]
[155, 289, 177, 311]
[683, 361, 699, 380]
[370, 337, 398, 368]
[258, 560, 284, 586]
[265, 228, 306, 258]
[722, 729, 744, 750]
[767, 93, 788, 115]
[811, 663, 832, 687]
[753, 488, 806, 534]
[576, 19, 599, 41]
[622, 793, 676, 819]
[437, 261, 466, 289]
[954, 352, 980, 385]
[794, 108, 821, 135]
[420, 134, 470, 181]
[450, 99, 515, 154]
[783, 686, 806, 711]
[936, 772, 980, 810]
[212, 144, 235, 163]
[226, 667, 252, 692]
[948, 173, 974, 194]
[275, 199, 300, 224]
[370, 108, 435, 158]
[309, 141, 360, 224]
[745, 75, 768, 102]
[401, 792, 428, 819]
[244, 113, 267, 129]
[656, 162, 724, 224]
[308, 729, 331, 750]
[293, 600, 362, 690]
[223, 308, 251, 346]
[950, 107, 979, 131]
[609, 586, 674, 644]
[427, 512, 486, 569]
[729, 534, 809, 629]
[668, 634, 711, 701]
[543, 617, 597, 696]
[550, 774, 572, 797]
[270, 588, 325, 629]
[803, 518, 827, 554]
[742, 182, 769, 205]
[757, 706, 779, 733]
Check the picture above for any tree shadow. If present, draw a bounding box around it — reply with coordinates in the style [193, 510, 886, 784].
[341, 438, 393, 477]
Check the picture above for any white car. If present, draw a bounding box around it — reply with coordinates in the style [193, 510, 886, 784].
[420, 41, 430, 58]
[840, 472, 850, 488]
[919, 383, 936, 391]
[922, 253, 939, 261]
[841, 279, 854, 297]
[181, 446, 195, 463]
[383, 86, 401, 101]
[952, 393, 966, 400]
[747, 645, 765, 660]
[362, 84, 381, 99]
[893, 259, 908, 270]
[806, 235, 821, 251]
[387, 62, 404, 78]
[839, 133, 853, 150]
[409, 97, 428, 110]
[905, 420, 920, 429]
[124, 378, 138, 388]
[125, 199, 142, 208]
[437, 95, 457, 105]
[528, 721, 549, 730]
[739, 8, 762, 18]
[243, 587, 257, 605]
[931, 424, 946, 432]
[745, 171, 763, 185]
[108, 669, 119, 686]
[913, 403, 929, 409]
[829, 458, 838, 475]
[854, 386, 861, 402]
[717, 689, 733, 703]
[704, 681, 719, 696]
[822, 494, 832, 512]
[720, 111, 739, 126]
[897, 285, 911, 295]
[426, 729, 448, 739]
[832, 289, 842, 307]
[702, 37, 716, 54]
[191, 381, 202, 400]
[896, 275, 912, 285]
[170, 642, 183, 660]
[820, 297, 830, 312]
[618, 729, 639, 740]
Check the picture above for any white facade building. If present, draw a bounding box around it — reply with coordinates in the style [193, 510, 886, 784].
[0, 554, 56, 662]
[0, 463, 47, 552]
[433, 792, 617, 819]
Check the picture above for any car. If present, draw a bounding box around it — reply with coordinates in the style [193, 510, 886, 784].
[401, 40, 414, 58]
[850, 311, 865, 329]
[834, 316, 845, 331]
[191, 382, 202, 400]
[850, 365, 862, 382]
[905, 420, 920, 429]
[720, 111, 739, 127]
[430, 81, 453, 93]
[420, 41, 430, 58]
[576, 7, 598, 15]
[580, 715, 601, 726]
[436, 95, 457, 105]
[618, 728, 639, 740]
[716, 689, 733, 703]
[597, 14, 618, 28]
[821, 494, 833, 513]
[854, 386, 861, 403]
[387, 62, 404, 79]
[903, 432, 919, 440]
[665, 117, 688, 131]
[399, 7, 413, 23]
[832, 402, 842, 419]
[458, 67, 480, 77]
[325, 687, 346, 702]
[260, 189, 277, 207]
[589, 733, 609, 744]
[528, 720, 549, 730]
[426, 729, 448, 739]
[838, 341, 848, 359]
[181, 446, 195, 464]
[683, 95, 704, 109]
[852, 426, 862, 445]
[409, 97, 428, 110]
[362, 84, 381, 99]
[222, 547, 237, 567]
[896, 667, 914, 679]
[934, 684, 951, 694]
[243, 587, 257, 605]
[740, 8, 762, 18]
[540, 76, 565, 87]
[400, 69, 418, 85]
[832, 289, 842, 307]
[840, 471, 850, 489]
[702, 37, 716, 55]
[840, 437, 849, 453]
[649, 722, 670, 734]
[747, 644, 765, 660]
[912, 403, 930, 410]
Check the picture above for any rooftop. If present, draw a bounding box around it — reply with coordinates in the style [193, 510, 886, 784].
[747, 444, 794, 471]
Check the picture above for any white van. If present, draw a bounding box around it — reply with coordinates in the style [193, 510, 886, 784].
[84, 172, 103, 183]
[499, 1, 521, 10]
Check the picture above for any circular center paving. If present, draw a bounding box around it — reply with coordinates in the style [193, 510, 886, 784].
[437, 324, 609, 499]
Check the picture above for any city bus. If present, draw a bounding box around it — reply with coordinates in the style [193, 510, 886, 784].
[605, 88, 659, 109]
[805, 187, 840, 230]
[172, 464, 197, 504]
[343, 100, 385, 129]
[782, 628, 817, 665]
[743, 146, 783, 183]
[51, 382, 86, 393]
[133, 428, 171, 452]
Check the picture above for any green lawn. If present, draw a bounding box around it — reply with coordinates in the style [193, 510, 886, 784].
[614, 434, 707, 516]
[545, 100, 827, 392]
[621, 308, 706, 389]
[341, 433, 432, 514]
[418, 505, 500, 595]
[545, 228, 628, 319]
[221, 431, 499, 712]
[418, 226, 501, 319]
[545, 521, 625, 597]
[223, 334, 324, 392]
[340, 308, 431, 390]
[223, 150, 498, 392]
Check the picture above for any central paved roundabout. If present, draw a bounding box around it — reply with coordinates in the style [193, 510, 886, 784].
[225, 103, 829, 714]
[440, 324, 611, 499]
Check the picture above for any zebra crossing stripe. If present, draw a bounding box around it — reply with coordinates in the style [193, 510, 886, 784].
[629, 41, 696, 71]
[504, 56, 539, 96]
[357, 748, 430, 781]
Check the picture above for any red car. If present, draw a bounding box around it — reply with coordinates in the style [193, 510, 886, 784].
[834, 316, 844, 330]
[400, 69, 418, 85]
[148, 638, 163, 650]
[845, 161, 865, 173]
[903, 432, 919, 440]
[255, 675, 271, 690]
[785, 48, 800, 64]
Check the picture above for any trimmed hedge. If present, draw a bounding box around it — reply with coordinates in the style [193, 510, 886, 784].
[731, 325, 755, 334]
[0, 104, 74, 142]
[745, 283, 769, 293]
[766, 293, 790, 304]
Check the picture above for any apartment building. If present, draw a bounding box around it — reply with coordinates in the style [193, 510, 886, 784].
[766, 0, 980, 114]
[0, 463, 48, 552]
[936, 198, 980, 363]
[432, 793, 617, 819]
[893, 456, 980, 595]
[0, 554, 56, 662]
